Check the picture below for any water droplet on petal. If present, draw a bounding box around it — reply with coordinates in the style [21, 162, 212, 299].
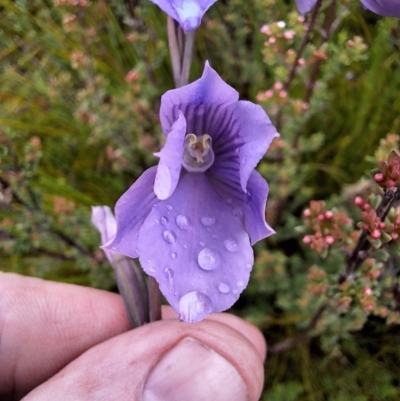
[197, 248, 220, 271]
[246, 263, 252, 269]
[199, 241, 205, 247]
[237, 281, 244, 287]
[219, 282, 230, 293]
[171, 252, 177, 259]
[166, 205, 173, 211]
[162, 230, 176, 244]
[161, 216, 169, 225]
[179, 291, 213, 322]
[176, 215, 190, 230]
[224, 238, 238, 252]
[164, 267, 174, 278]
[201, 216, 216, 226]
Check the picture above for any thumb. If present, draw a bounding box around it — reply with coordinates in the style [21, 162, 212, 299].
[23, 316, 265, 401]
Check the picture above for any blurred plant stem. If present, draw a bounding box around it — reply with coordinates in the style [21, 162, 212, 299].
[268, 302, 329, 354]
[148, 275, 162, 322]
[167, 17, 195, 87]
[275, 0, 325, 133]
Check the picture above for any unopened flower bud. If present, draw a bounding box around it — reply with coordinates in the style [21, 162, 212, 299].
[265, 90, 274, 98]
[354, 196, 364, 207]
[325, 211, 333, 219]
[374, 173, 384, 182]
[370, 229, 381, 239]
[303, 208, 311, 217]
[273, 82, 283, 91]
[325, 235, 334, 245]
[303, 235, 311, 244]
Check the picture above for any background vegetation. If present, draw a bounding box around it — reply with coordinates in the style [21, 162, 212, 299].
[1, 0, 400, 399]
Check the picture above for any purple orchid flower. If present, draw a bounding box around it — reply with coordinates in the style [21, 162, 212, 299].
[149, 0, 217, 32]
[295, 0, 400, 17]
[359, 0, 400, 18]
[104, 62, 278, 322]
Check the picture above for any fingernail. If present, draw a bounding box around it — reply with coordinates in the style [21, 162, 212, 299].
[142, 337, 248, 401]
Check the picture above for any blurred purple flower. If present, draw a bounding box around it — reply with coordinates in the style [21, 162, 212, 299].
[359, 0, 400, 18]
[91, 206, 117, 263]
[149, 0, 217, 32]
[295, 0, 400, 17]
[104, 62, 278, 322]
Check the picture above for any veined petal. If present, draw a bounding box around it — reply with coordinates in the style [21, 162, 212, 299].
[207, 170, 274, 245]
[160, 62, 239, 135]
[154, 111, 187, 200]
[103, 166, 159, 258]
[137, 173, 254, 322]
[149, 0, 218, 32]
[295, 0, 318, 14]
[360, 0, 400, 17]
[211, 101, 278, 193]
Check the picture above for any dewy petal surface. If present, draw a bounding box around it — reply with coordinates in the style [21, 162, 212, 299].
[159, 62, 238, 135]
[154, 111, 187, 200]
[359, 0, 400, 17]
[295, 0, 318, 14]
[149, 0, 218, 32]
[137, 173, 254, 322]
[103, 166, 159, 258]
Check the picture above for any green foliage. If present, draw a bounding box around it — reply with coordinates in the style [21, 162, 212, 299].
[1, 0, 400, 400]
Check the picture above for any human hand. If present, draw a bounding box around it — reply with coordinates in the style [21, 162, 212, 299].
[0, 272, 266, 401]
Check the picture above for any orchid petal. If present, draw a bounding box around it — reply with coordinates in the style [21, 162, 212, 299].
[137, 173, 254, 322]
[160, 62, 238, 135]
[154, 111, 187, 200]
[207, 170, 274, 245]
[103, 166, 158, 258]
[359, 0, 400, 17]
[211, 101, 278, 192]
[150, 0, 218, 32]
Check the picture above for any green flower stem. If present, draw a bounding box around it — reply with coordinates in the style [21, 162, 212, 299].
[148, 275, 162, 322]
[114, 257, 149, 328]
[167, 17, 182, 88]
[179, 30, 196, 87]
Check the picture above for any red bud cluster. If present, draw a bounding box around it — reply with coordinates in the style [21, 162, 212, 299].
[302, 201, 352, 253]
[374, 150, 400, 189]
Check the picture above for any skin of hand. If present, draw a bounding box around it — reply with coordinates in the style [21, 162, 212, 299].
[0, 272, 266, 401]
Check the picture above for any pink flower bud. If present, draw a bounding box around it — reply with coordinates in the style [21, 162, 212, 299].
[325, 211, 333, 219]
[303, 235, 311, 244]
[317, 214, 325, 221]
[370, 229, 381, 239]
[303, 208, 311, 217]
[268, 37, 276, 44]
[273, 82, 283, 91]
[265, 90, 274, 98]
[391, 233, 399, 240]
[297, 58, 305, 66]
[278, 90, 287, 99]
[354, 196, 364, 207]
[374, 173, 384, 182]
[325, 235, 334, 245]
[364, 287, 372, 296]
